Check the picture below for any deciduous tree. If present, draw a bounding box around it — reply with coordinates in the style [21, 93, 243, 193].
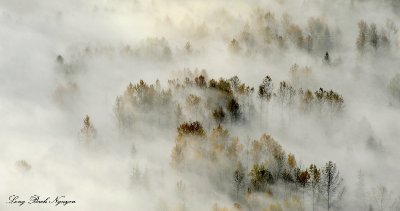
[250, 164, 274, 192]
[320, 161, 345, 211]
[309, 164, 321, 211]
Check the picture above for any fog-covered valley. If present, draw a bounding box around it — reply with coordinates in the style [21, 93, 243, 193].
[1, 0, 400, 210]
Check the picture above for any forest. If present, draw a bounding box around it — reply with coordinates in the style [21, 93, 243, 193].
[1, 0, 400, 210]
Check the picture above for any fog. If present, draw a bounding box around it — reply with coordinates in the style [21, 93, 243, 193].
[1, 0, 400, 210]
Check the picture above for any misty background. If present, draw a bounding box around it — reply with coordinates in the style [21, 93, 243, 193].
[1, 0, 400, 210]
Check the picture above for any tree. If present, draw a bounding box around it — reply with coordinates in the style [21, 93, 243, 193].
[356, 170, 367, 210]
[325, 90, 344, 113]
[278, 81, 296, 107]
[186, 94, 201, 118]
[379, 30, 390, 49]
[307, 17, 332, 53]
[319, 161, 345, 211]
[282, 170, 294, 184]
[369, 23, 379, 50]
[79, 115, 97, 144]
[389, 73, 400, 102]
[297, 170, 310, 202]
[229, 76, 241, 92]
[186, 94, 201, 107]
[209, 78, 233, 96]
[184, 41, 193, 54]
[195, 75, 207, 88]
[233, 162, 245, 200]
[298, 170, 310, 188]
[357, 21, 368, 53]
[287, 153, 297, 170]
[258, 75, 273, 102]
[305, 35, 313, 52]
[163, 46, 172, 60]
[324, 51, 330, 64]
[226, 137, 242, 161]
[287, 24, 304, 48]
[177, 121, 205, 137]
[261, 134, 286, 179]
[309, 164, 321, 211]
[229, 38, 241, 53]
[249, 164, 274, 192]
[171, 144, 184, 168]
[370, 185, 396, 211]
[314, 88, 344, 114]
[258, 75, 274, 126]
[226, 98, 241, 123]
[302, 90, 314, 112]
[175, 104, 183, 124]
[212, 106, 225, 125]
[250, 140, 262, 164]
[209, 125, 229, 156]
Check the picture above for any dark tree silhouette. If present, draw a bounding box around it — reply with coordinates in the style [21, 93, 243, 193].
[258, 75, 273, 102]
[258, 75, 273, 126]
[212, 106, 226, 125]
[226, 98, 241, 123]
[324, 51, 330, 64]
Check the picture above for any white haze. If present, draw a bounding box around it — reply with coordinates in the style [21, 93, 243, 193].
[1, 0, 400, 210]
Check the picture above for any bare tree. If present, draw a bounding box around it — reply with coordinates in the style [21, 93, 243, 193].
[319, 161, 345, 211]
[355, 170, 367, 210]
[370, 185, 394, 211]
